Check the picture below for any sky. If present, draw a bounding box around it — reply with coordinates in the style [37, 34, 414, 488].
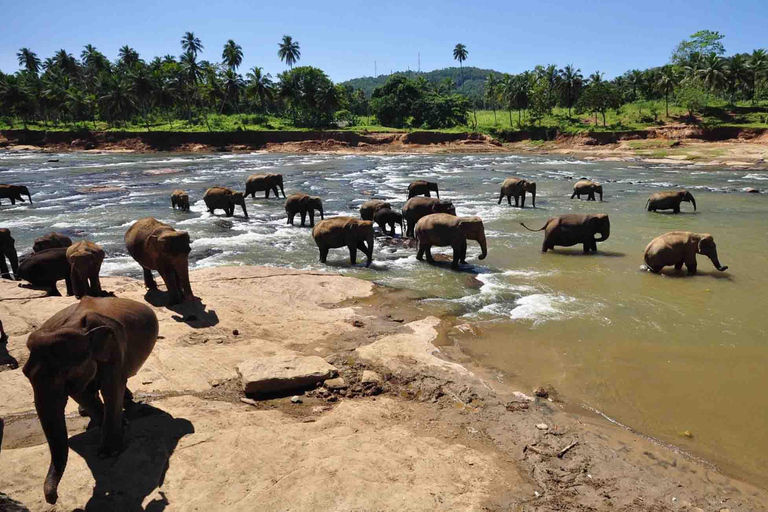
[2, 0, 767, 82]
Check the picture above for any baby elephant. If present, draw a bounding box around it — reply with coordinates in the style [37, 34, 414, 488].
[66, 241, 105, 298]
[171, 189, 190, 211]
[522, 214, 610, 253]
[571, 180, 603, 201]
[373, 208, 403, 237]
[644, 231, 727, 274]
[415, 213, 488, 269]
[498, 178, 536, 208]
[359, 200, 390, 221]
[312, 217, 374, 267]
[17, 248, 73, 296]
[203, 186, 248, 218]
[285, 193, 324, 227]
[407, 180, 439, 199]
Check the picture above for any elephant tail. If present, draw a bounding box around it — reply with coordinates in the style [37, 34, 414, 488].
[520, 222, 546, 232]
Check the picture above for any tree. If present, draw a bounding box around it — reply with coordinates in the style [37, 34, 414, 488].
[17, 48, 41, 75]
[485, 74, 500, 123]
[697, 53, 727, 100]
[672, 30, 726, 65]
[748, 49, 768, 104]
[725, 54, 750, 105]
[181, 32, 203, 58]
[277, 66, 337, 126]
[278, 35, 301, 68]
[559, 64, 583, 117]
[118, 46, 140, 69]
[453, 43, 468, 84]
[370, 74, 420, 127]
[222, 40, 243, 71]
[676, 82, 707, 121]
[655, 65, 679, 118]
[246, 66, 273, 112]
[577, 81, 620, 126]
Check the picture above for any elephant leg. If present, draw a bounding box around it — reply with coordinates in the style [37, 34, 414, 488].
[71, 385, 104, 430]
[459, 239, 468, 264]
[98, 368, 126, 458]
[388, 224, 395, 237]
[143, 268, 157, 289]
[497, 192, 504, 205]
[570, 191, 577, 199]
[64, 274, 74, 296]
[347, 243, 358, 265]
[308, 210, 314, 228]
[673, 205, 681, 213]
[319, 246, 329, 263]
[272, 186, 279, 198]
[674, 260, 684, 271]
[425, 191, 431, 198]
[288, 212, 295, 225]
[47, 282, 62, 297]
[300, 211, 307, 227]
[507, 195, 512, 205]
[416, 243, 425, 260]
[520, 195, 526, 208]
[514, 195, 519, 207]
[0, 258, 9, 280]
[160, 269, 182, 304]
[264, 189, 270, 199]
[451, 242, 462, 269]
[685, 254, 697, 275]
[424, 246, 434, 263]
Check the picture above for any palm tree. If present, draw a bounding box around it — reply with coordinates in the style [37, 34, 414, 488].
[655, 65, 679, 118]
[246, 66, 273, 112]
[559, 64, 582, 117]
[697, 53, 727, 101]
[17, 48, 41, 75]
[181, 31, 204, 58]
[53, 49, 78, 77]
[118, 46, 140, 69]
[725, 54, 750, 105]
[453, 43, 468, 85]
[588, 71, 604, 85]
[278, 35, 301, 68]
[748, 49, 768, 104]
[627, 69, 644, 101]
[222, 40, 243, 71]
[485, 74, 499, 123]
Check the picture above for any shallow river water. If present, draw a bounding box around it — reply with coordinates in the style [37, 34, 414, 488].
[1, 149, 767, 484]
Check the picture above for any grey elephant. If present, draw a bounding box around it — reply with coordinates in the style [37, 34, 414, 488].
[171, 189, 190, 211]
[360, 200, 391, 221]
[33, 233, 72, 253]
[401, 197, 456, 238]
[23, 296, 158, 504]
[644, 231, 727, 274]
[522, 213, 610, 253]
[0, 184, 33, 205]
[285, 193, 324, 227]
[373, 208, 403, 237]
[66, 240, 105, 298]
[407, 180, 439, 199]
[498, 178, 536, 208]
[312, 217, 374, 267]
[646, 190, 696, 213]
[245, 173, 286, 199]
[203, 186, 248, 218]
[0, 228, 19, 280]
[415, 213, 488, 269]
[571, 180, 603, 201]
[18, 248, 73, 296]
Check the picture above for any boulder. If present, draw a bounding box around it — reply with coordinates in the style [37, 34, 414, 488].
[324, 377, 348, 390]
[237, 355, 338, 395]
[361, 370, 382, 384]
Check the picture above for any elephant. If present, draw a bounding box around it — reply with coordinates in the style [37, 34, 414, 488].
[373, 208, 404, 237]
[171, 189, 190, 211]
[312, 217, 374, 267]
[33, 232, 72, 253]
[203, 186, 248, 218]
[646, 190, 696, 213]
[571, 180, 603, 201]
[245, 173, 286, 199]
[285, 193, 324, 227]
[498, 178, 536, 208]
[22, 296, 159, 504]
[17, 248, 73, 296]
[401, 197, 457, 238]
[521, 213, 610, 253]
[407, 180, 440, 199]
[66, 241, 105, 298]
[124, 218, 194, 305]
[644, 231, 727, 274]
[415, 214, 488, 270]
[0, 184, 33, 206]
[0, 228, 19, 280]
[0, 319, 19, 369]
[359, 200, 391, 221]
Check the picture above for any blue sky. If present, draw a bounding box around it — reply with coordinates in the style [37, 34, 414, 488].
[2, 0, 767, 81]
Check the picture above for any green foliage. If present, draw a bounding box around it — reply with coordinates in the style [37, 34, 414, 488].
[576, 82, 621, 126]
[676, 82, 708, 119]
[672, 30, 726, 65]
[370, 75, 421, 127]
[277, 66, 339, 127]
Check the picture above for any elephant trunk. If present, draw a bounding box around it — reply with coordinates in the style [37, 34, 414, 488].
[239, 199, 248, 218]
[433, 185, 440, 199]
[708, 249, 728, 272]
[530, 188, 536, 208]
[690, 196, 697, 211]
[5, 248, 18, 279]
[34, 386, 69, 504]
[595, 224, 610, 242]
[279, 183, 286, 199]
[318, 205, 324, 220]
[28, 192, 33, 205]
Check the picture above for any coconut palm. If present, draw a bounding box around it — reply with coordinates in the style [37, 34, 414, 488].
[181, 31, 203, 58]
[485, 74, 500, 123]
[588, 71, 603, 85]
[559, 64, 583, 117]
[222, 39, 243, 71]
[53, 49, 78, 77]
[697, 53, 727, 99]
[17, 48, 41, 75]
[655, 65, 679, 118]
[453, 43, 468, 84]
[118, 46, 140, 69]
[278, 35, 301, 68]
[725, 54, 750, 104]
[748, 49, 768, 104]
[246, 66, 273, 112]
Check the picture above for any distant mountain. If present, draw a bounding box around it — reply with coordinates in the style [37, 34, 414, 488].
[341, 66, 503, 98]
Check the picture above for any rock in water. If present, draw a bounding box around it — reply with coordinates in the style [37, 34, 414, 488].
[237, 355, 338, 395]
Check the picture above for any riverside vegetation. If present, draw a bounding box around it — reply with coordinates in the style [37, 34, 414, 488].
[2, 30, 768, 136]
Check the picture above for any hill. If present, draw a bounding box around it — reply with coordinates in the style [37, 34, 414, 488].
[341, 66, 502, 98]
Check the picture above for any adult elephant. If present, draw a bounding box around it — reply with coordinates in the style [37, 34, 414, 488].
[285, 193, 324, 227]
[66, 241, 105, 298]
[22, 297, 158, 504]
[33, 233, 72, 253]
[498, 178, 536, 208]
[171, 189, 190, 211]
[401, 197, 456, 238]
[17, 248, 73, 296]
[245, 173, 286, 199]
[571, 180, 603, 201]
[646, 190, 696, 213]
[0, 184, 33, 205]
[407, 180, 440, 199]
[415, 214, 488, 270]
[521, 213, 610, 253]
[125, 218, 194, 305]
[0, 228, 19, 280]
[312, 217, 374, 267]
[644, 231, 727, 274]
[359, 200, 390, 221]
[203, 186, 248, 218]
[373, 208, 403, 237]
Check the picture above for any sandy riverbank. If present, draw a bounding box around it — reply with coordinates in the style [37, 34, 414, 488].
[0, 266, 766, 511]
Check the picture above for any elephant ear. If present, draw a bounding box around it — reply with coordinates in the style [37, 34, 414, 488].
[82, 314, 121, 364]
[697, 235, 714, 253]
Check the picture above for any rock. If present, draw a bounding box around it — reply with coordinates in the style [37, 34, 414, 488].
[534, 387, 548, 398]
[290, 395, 303, 404]
[513, 391, 535, 402]
[535, 423, 549, 431]
[679, 430, 694, 439]
[232, 329, 239, 336]
[361, 370, 382, 384]
[324, 377, 348, 390]
[237, 355, 338, 395]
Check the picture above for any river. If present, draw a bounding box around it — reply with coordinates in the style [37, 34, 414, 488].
[1, 149, 767, 485]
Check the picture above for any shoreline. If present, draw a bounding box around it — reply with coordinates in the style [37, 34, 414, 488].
[2, 267, 765, 510]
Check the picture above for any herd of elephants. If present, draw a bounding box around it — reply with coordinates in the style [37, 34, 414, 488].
[0, 171, 729, 504]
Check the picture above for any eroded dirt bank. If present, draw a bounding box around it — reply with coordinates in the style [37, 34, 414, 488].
[0, 267, 766, 511]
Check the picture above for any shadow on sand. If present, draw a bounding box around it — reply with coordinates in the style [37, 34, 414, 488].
[143, 290, 219, 328]
[69, 402, 194, 512]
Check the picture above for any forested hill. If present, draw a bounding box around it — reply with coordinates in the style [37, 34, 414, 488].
[341, 66, 501, 97]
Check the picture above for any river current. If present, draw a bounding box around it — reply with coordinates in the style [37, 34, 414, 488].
[1, 149, 767, 484]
